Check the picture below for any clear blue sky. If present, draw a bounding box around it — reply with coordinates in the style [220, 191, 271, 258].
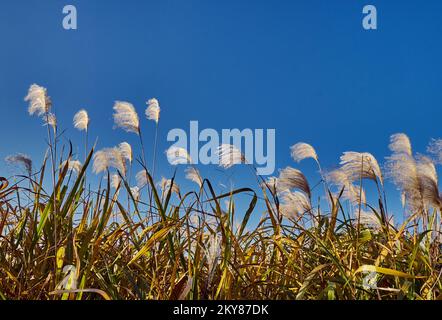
[1, 0, 441, 219]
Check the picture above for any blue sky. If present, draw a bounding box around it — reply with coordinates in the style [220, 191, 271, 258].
[0, 0, 441, 219]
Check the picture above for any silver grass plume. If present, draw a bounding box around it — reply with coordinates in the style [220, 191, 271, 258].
[93, 147, 126, 175]
[92, 149, 109, 174]
[389, 133, 412, 157]
[166, 146, 192, 165]
[158, 177, 180, 196]
[339, 152, 383, 185]
[135, 170, 148, 188]
[73, 109, 89, 131]
[290, 142, 318, 163]
[327, 169, 367, 204]
[358, 210, 394, 231]
[385, 134, 424, 213]
[25, 84, 51, 116]
[5, 153, 32, 176]
[118, 142, 132, 163]
[61, 159, 82, 174]
[277, 167, 311, 198]
[428, 138, 442, 164]
[110, 173, 121, 189]
[261, 176, 278, 196]
[203, 233, 221, 285]
[130, 186, 140, 201]
[416, 155, 441, 208]
[43, 112, 57, 131]
[185, 166, 203, 188]
[279, 190, 312, 219]
[145, 98, 160, 123]
[217, 144, 245, 168]
[113, 101, 139, 134]
[386, 153, 423, 212]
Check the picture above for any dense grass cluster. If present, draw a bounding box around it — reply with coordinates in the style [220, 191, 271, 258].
[0, 84, 441, 300]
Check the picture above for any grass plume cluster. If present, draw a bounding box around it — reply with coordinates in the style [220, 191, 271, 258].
[0, 84, 441, 300]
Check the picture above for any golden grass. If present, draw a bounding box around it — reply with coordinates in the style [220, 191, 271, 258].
[0, 87, 441, 300]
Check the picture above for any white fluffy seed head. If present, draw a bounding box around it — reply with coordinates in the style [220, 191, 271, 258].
[93, 147, 126, 175]
[358, 210, 382, 231]
[416, 155, 440, 208]
[158, 177, 180, 196]
[113, 101, 139, 134]
[279, 190, 312, 219]
[290, 142, 318, 163]
[73, 109, 89, 131]
[43, 112, 57, 130]
[428, 138, 442, 164]
[130, 186, 140, 201]
[277, 167, 311, 198]
[185, 167, 203, 187]
[110, 173, 121, 189]
[261, 176, 278, 196]
[217, 144, 245, 168]
[204, 233, 221, 275]
[145, 98, 160, 123]
[61, 159, 82, 174]
[327, 169, 367, 205]
[92, 149, 109, 174]
[118, 142, 132, 163]
[25, 84, 51, 116]
[389, 133, 412, 156]
[358, 210, 395, 231]
[136, 170, 148, 188]
[385, 153, 423, 213]
[339, 152, 383, 185]
[166, 146, 192, 165]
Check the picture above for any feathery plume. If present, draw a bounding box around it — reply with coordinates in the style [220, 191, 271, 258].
[113, 101, 139, 134]
[5, 153, 32, 176]
[416, 155, 440, 208]
[61, 159, 82, 174]
[93, 147, 126, 175]
[339, 152, 383, 185]
[385, 152, 423, 213]
[135, 170, 148, 188]
[25, 84, 51, 116]
[203, 233, 221, 284]
[118, 142, 132, 163]
[261, 176, 278, 195]
[327, 169, 367, 204]
[158, 177, 180, 196]
[111, 173, 121, 189]
[43, 112, 57, 130]
[428, 138, 442, 164]
[290, 142, 318, 163]
[130, 186, 140, 201]
[217, 144, 245, 168]
[166, 146, 192, 165]
[279, 190, 312, 219]
[358, 210, 394, 231]
[277, 167, 311, 198]
[185, 167, 203, 187]
[145, 98, 160, 123]
[389, 133, 412, 156]
[108, 147, 126, 176]
[92, 149, 109, 174]
[73, 109, 89, 131]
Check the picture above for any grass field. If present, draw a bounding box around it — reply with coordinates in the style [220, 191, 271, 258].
[0, 84, 441, 300]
